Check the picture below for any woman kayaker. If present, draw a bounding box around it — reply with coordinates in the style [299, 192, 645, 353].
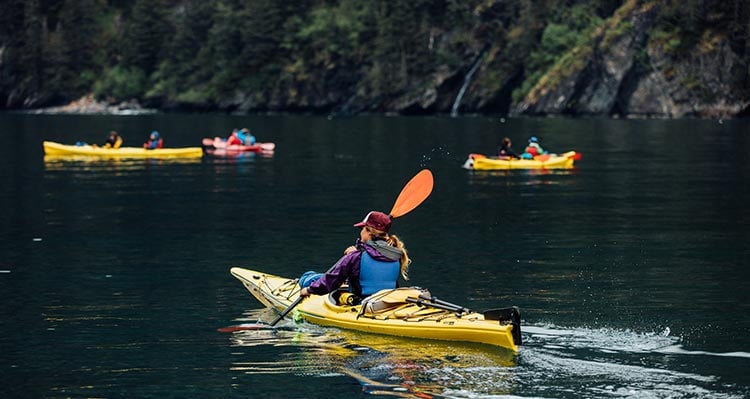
[298, 211, 411, 301]
[497, 137, 519, 159]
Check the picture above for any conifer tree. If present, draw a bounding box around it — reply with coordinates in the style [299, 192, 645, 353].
[160, 0, 215, 97]
[123, 0, 170, 76]
[58, 0, 98, 94]
[200, 0, 244, 94]
[21, 0, 44, 97]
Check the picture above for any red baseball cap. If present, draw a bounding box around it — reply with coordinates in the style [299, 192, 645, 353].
[353, 211, 391, 232]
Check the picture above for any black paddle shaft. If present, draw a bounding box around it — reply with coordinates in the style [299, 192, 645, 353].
[269, 296, 304, 326]
[406, 296, 468, 317]
[417, 294, 472, 314]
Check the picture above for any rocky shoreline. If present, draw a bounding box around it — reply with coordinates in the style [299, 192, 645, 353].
[28, 94, 156, 115]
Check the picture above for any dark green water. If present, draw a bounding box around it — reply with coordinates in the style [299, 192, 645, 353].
[1, 113, 748, 398]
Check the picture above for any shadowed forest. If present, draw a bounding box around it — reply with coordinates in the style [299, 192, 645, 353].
[1, 0, 748, 117]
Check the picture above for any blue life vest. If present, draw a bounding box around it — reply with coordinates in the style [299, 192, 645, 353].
[236, 131, 247, 144]
[359, 252, 400, 296]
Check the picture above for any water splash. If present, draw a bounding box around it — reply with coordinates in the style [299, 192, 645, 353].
[419, 146, 457, 168]
[522, 324, 679, 353]
[513, 324, 747, 398]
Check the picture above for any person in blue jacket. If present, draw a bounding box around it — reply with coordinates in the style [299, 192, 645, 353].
[239, 128, 256, 145]
[143, 131, 163, 149]
[522, 136, 546, 158]
[298, 211, 411, 300]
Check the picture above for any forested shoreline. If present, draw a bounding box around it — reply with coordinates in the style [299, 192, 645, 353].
[1, 0, 749, 118]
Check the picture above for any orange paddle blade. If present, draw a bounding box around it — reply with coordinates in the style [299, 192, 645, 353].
[389, 169, 433, 218]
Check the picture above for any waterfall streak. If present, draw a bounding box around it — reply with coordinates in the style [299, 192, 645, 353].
[451, 51, 486, 117]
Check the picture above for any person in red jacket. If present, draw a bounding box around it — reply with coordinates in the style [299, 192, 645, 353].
[226, 128, 243, 146]
[523, 136, 545, 156]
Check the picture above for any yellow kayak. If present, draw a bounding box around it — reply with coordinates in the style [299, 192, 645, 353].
[230, 267, 521, 352]
[463, 151, 580, 170]
[43, 141, 203, 158]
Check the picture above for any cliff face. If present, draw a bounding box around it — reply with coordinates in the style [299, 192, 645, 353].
[376, 0, 749, 118]
[510, 2, 749, 118]
[513, 1, 659, 116]
[625, 33, 749, 117]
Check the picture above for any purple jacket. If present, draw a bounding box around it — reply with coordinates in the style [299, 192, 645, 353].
[306, 239, 403, 296]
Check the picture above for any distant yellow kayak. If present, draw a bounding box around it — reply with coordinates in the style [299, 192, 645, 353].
[43, 141, 203, 158]
[230, 267, 521, 352]
[463, 151, 581, 170]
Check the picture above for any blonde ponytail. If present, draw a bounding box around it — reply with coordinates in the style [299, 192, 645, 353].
[365, 226, 411, 281]
[387, 234, 410, 281]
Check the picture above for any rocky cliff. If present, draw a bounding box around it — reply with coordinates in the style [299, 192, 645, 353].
[376, 0, 749, 118]
[512, 1, 749, 118]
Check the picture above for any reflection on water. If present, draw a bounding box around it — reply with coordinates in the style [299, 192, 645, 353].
[43, 151, 277, 176]
[466, 168, 580, 187]
[222, 309, 748, 398]
[224, 309, 516, 398]
[204, 148, 274, 160]
[43, 155, 203, 171]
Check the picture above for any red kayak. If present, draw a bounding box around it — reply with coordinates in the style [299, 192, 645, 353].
[202, 137, 275, 152]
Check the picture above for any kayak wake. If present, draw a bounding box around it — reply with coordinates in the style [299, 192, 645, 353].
[522, 324, 679, 353]
[655, 345, 750, 359]
[221, 313, 746, 398]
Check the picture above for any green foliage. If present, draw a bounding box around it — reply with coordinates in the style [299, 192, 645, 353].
[174, 88, 211, 105]
[531, 24, 584, 70]
[364, 0, 446, 98]
[601, 20, 632, 49]
[21, 0, 45, 92]
[649, 28, 682, 54]
[57, 0, 99, 95]
[0, 0, 746, 111]
[122, 0, 170, 75]
[153, 0, 215, 100]
[93, 66, 146, 100]
[296, 1, 369, 67]
[650, 0, 713, 58]
[199, 0, 244, 94]
[515, 3, 603, 102]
